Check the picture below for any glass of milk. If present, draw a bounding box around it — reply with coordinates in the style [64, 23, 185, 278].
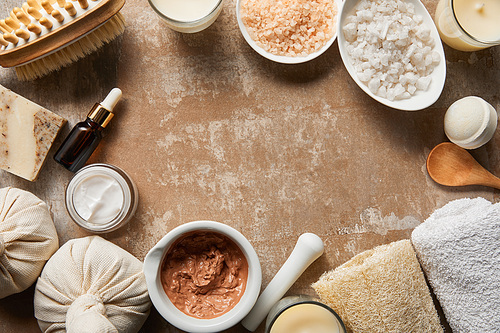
[265, 295, 346, 333]
[149, 0, 224, 33]
[434, 0, 500, 51]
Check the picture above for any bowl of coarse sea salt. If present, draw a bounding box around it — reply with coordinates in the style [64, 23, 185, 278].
[237, 0, 341, 64]
[338, 0, 446, 111]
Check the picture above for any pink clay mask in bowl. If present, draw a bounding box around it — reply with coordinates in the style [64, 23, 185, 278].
[143, 221, 262, 333]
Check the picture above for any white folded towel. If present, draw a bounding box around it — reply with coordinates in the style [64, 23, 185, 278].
[411, 197, 500, 333]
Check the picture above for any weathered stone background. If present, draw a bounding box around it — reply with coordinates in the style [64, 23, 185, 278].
[0, 0, 498, 331]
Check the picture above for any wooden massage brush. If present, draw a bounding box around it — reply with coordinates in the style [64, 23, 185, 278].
[0, 0, 125, 80]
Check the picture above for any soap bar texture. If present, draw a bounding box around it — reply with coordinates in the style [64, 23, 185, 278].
[0, 187, 59, 299]
[34, 236, 152, 333]
[412, 198, 500, 332]
[0, 85, 66, 181]
[312, 240, 442, 333]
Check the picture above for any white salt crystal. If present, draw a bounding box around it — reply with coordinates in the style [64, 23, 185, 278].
[394, 83, 406, 97]
[398, 92, 411, 100]
[368, 77, 381, 93]
[380, 53, 390, 66]
[405, 72, 418, 84]
[416, 76, 431, 90]
[359, 9, 374, 20]
[412, 52, 423, 64]
[387, 87, 396, 101]
[377, 86, 387, 98]
[343, 0, 440, 100]
[432, 51, 440, 64]
[399, 75, 409, 86]
[425, 54, 433, 66]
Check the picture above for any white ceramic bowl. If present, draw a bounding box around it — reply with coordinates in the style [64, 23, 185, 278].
[337, 0, 446, 111]
[236, 0, 340, 64]
[144, 221, 262, 333]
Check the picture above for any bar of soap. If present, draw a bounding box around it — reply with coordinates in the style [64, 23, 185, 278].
[0, 85, 66, 181]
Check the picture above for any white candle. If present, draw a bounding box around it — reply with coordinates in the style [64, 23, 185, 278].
[435, 0, 500, 51]
[269, 303, 343, 333]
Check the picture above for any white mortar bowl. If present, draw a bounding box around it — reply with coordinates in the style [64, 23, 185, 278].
[144, 221, 262, 332]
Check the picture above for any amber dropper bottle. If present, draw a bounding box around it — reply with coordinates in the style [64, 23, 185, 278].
[54, 88, 122, 172]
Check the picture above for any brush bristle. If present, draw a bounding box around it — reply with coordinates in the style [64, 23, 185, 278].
[15, 12, 125, 81]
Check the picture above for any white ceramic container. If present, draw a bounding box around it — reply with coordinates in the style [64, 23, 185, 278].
[143, 220, 262, 332]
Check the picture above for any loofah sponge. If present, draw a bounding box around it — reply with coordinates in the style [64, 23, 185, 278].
[312, 240, 442, 333]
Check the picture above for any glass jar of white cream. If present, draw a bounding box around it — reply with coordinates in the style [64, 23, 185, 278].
[65, 164, 139, 233]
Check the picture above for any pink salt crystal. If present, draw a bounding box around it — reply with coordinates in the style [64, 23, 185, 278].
[240, 0, 337, 57]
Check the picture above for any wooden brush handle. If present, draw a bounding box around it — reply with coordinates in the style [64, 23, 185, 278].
[0, 0, 125, 68]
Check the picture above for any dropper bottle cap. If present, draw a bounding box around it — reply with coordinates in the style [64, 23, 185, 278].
[87, 88, 122, 128]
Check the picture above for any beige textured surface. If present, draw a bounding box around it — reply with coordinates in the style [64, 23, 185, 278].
[0, 0, 499, 332]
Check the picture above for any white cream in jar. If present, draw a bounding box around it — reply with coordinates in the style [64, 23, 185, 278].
[65, 164, 138, 233]
[73, 173, 124, 224]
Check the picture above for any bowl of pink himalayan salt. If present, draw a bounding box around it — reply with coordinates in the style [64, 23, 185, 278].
[237, 0, 340, 64]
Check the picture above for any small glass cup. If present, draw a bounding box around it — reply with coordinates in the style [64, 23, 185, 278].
[65, 163, 139, 233]
[434, 0, 500, 51]
[265, 295, 346, 333]
[148, 0, 224, 33]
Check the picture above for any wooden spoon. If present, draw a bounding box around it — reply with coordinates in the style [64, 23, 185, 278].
[427, 142, 500, 189]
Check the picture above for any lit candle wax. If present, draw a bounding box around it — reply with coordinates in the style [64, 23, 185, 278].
[435, 0, 500, 51]
[269, 303, 343, 333]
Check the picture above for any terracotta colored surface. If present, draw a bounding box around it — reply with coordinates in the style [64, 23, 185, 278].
[0, 0, 499, 332]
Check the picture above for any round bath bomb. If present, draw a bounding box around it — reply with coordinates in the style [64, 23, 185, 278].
[34, 236, 152, 333]
[0, 187, 59, 299]
[444, 96, 498, 149]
